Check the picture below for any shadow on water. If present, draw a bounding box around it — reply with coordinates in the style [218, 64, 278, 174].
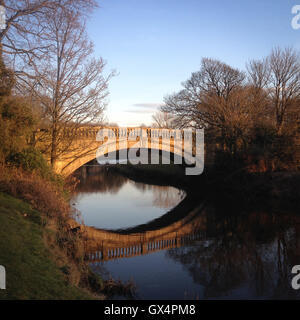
[73, 164, 300, 299]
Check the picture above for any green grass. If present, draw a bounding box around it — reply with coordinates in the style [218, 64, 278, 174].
[0, 192, 91, 300]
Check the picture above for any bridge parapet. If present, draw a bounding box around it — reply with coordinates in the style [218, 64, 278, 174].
[60, 126, 193, 140]
[42, 126, 208, 176]
[88, 232, 206, 262]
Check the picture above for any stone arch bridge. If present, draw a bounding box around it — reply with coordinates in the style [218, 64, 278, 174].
[46, 127, 208, 176]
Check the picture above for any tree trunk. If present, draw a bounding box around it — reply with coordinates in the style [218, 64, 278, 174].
[50, 125, 58, 168]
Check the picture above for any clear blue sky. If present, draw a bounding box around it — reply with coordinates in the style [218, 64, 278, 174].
[87, 0, 300, 126]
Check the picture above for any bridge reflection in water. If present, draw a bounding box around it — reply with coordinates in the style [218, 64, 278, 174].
[83, 201, 207, 263]
[73, 165, 300, 299]
[84, 204, 300, 299]
[87, 232, 205, 262]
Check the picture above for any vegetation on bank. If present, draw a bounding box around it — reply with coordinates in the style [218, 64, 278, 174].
[0, 20, 107, 299]
[0, 193, 94, 300]
[0, 163, 106, 300]
[0, 28, 129, 299]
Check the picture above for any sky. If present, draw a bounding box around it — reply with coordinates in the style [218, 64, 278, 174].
[87, 0, 300, 127]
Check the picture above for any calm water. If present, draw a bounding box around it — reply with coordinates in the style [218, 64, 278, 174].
[73, 165, 300, 300]
[71, 166, 185, 229]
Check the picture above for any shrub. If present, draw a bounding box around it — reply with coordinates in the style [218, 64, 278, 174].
[0, 96, 36, 159]
[212, 123, 298, 173]
[0, 164, 69, 220]
[246, 125, 298, 172]
[8, 147, 49, 173]
[0, 164, 85, 266]
[7, 147, 64, 188]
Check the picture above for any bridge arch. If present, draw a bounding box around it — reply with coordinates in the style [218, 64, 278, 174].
[55, 133, 199, 176]
[58, 148, 188, 177]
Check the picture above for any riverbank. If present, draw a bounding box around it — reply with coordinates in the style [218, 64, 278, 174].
[0, 192, 99, 299]
[108, 163, 197, 193]
[1, 161, 299, 299]
[0, 163, 107, 300]
[109, 163, 300, 213]
[208, 170, 300, 212]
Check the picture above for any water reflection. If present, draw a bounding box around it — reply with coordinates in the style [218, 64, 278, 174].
[71, 166, 185, 230]
[165, 210, 300, 299]
[89, 207, 300, 299]
[73, 165, 300, 299]
[133, 183, 185, 209]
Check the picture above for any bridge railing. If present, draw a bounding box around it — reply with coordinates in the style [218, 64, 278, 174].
[87, 232, 205, 263]
[58, 126, 198, 140]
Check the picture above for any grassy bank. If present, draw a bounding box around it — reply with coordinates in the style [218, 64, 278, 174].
[0, 161, 108, 300]
[0, 164, 134, 300]
[0, 192, 95, 300]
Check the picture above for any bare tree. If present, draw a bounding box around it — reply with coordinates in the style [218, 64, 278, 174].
[246, 58, 270, 90]
[0, 0, 97, 82]
[0, 1, 97, 49]
[163, 58, 246, 130]
[246, 58, 273, 126]
[268, 47, 300, 133]
[247, 47, 300, 133]
[163, 58, 278, 153]
[152, 111, 177, 128]
[20, 5, 113, 168]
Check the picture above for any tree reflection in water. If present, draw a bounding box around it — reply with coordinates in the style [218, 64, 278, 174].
[74, 166, 128, 194]
[166, 208, 300, 299]
[73, 165, 185, 209]
[71, 165, 185, 230]
[73, 165, 300, 299]
[133, 182, 185, 209]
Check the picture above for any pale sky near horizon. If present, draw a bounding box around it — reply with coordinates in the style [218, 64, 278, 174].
[87, 0, 300, 127]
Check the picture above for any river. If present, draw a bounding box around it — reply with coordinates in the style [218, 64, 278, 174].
[71, 165, 300, 300]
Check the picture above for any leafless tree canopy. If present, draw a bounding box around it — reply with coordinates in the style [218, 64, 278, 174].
[0, 0, 97, 64]
[0, 1, 113, 167]
[246, 58, 270, 90]
[164, 50, 300, 139]
[268, 47, 300, 132]
[152, 111, 177, 128]
[163, 58, 246, 130]
[21, 5, 112, 166]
